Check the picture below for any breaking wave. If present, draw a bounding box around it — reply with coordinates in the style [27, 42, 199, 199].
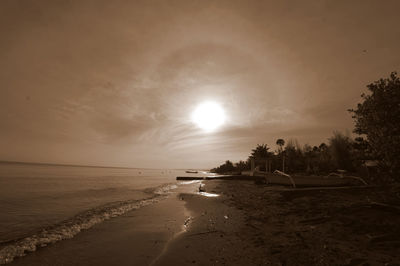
[0, 183, 177, 265]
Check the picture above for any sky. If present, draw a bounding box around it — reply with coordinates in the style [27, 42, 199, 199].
[1, 0, 400, 169]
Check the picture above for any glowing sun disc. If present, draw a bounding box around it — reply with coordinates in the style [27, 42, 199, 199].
[191, 101, 225, 132]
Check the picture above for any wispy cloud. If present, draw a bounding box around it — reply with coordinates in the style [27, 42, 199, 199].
[1, 0, 399, 168]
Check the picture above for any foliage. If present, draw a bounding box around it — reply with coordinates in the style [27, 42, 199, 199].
[249, 144, 272, 160]
[276, 139, 285, 152]
[317, 142, 333, 173]
[211, 135, 358, 175]
[328, 131, 355, 171]
[352, 137, 371, 161]
[210, 72, 399, 182]
[211, 160, 236, 174]
[276, 139, 286, 171]
[349, 72, 400, 176]
[284, 139, 305, 173]
[235, 160, 250, 172]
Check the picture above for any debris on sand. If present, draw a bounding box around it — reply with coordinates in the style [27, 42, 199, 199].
[199, 183, 206, 192]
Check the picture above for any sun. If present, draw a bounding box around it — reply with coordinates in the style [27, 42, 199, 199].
[191, 101, 226, 132]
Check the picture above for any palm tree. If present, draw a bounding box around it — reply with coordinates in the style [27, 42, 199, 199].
[276, 139, 285, 151]
[235, 160, 250, 172]
[303, 144, 313, 173]
[276, 139, 285, 171]
[250, 144, 271, 159]
[319, 142, 328, 151]
[249, 144, 272, 172]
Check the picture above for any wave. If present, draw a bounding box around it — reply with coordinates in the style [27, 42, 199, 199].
[0, 183, 177, 265]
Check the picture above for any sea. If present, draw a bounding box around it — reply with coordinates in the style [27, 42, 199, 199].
[0, 161, 206, 264]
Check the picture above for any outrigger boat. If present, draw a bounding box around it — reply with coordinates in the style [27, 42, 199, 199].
[253, 169, 367, 188]
[177, 173, 367, 187]
[266, 171, 367, 188]
[177, 167, 367, 188]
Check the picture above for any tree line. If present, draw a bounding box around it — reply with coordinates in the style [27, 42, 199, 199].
[211, 72, 400, 182]
[211, 132, 363, 174]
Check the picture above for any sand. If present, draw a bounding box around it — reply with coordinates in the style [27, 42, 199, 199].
[156, 180, 400, 265]
[9, 180, 400, 265]
[9, 182, 197, 266]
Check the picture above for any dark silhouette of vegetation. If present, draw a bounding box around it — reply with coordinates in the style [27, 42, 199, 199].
[276, 139, 285, 171]
[329, 131, 355, 172]
[212, 72, 399, 182]
[276, 139, 285, 151]
[349, 72, 400, 178]
[249, 144, 274, 171]
[210, 133, 381, 176]
[212, 160, 235, 174]
[234, 160, 250, 172]
[249, 144, 272, 160]
[211, 135, 359, 175]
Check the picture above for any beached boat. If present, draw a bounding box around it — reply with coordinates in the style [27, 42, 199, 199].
[176, 171, 367, 188]
[264, 174, 365, 187]
[250, 169, 367, 187]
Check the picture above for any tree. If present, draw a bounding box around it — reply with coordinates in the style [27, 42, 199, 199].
[319, 143, 328, 151]
[328, 131, 354, 171]
[284, 139, 305, 173]
[303, 144, 313, 173]
[276, 139, 285, 171]
[349, 72, 400, 176]
[249, 144, 272, 171]
[276, 139, 285, 151]
[235, 160, 250, 172]
[211, 160, 235, 174]
[250, 144, 271, 160]
[315, 143, 330, 173]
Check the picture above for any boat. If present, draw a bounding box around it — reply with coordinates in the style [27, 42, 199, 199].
[185, 170, 198, 174]
[265, 175, 355, 187]
[177, 170, 367, 188]
[263, 171, 367, 188]
[243, 168, 368, 188]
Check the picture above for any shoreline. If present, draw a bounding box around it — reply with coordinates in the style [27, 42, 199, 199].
[0, 182, 180, 265]
[154, 180, 247, 265]
[6, 179, 400, 265]
[6, 182, 199, 266]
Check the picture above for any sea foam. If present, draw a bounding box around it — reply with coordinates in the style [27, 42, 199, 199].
[0, 183, 175, 265]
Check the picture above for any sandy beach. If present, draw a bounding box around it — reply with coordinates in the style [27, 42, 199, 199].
[8, 179, 400, 265]
[2, 1, 400, 265]
[157, 180, 400, 265]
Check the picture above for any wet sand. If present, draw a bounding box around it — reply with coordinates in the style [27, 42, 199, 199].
[9, 180, 400, 265]
[154, 182, 248, 265]
[9, 183, 198, 266]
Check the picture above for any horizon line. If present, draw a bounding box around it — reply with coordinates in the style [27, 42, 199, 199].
[0, 160, 207, 171]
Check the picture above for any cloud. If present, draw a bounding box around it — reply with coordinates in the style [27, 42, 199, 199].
[1, 0, 399, 168]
